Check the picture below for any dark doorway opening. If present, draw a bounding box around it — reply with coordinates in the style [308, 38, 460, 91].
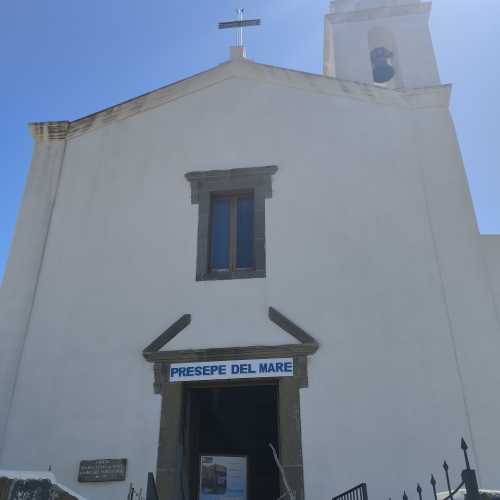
[184, 383, 280, 500]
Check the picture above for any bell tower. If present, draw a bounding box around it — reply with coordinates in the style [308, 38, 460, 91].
[323, 0, 440, 89]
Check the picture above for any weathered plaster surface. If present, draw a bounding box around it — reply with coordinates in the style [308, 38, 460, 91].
[0, 124, 68, 458]
[61, 58, 449, 143]
[0, 53, 499, 500]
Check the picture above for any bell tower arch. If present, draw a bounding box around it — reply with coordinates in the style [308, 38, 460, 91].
[368, 26, 400, 88]
[323, 0, 440, 89]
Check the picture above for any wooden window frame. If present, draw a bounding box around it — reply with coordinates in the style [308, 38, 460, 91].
[209, 191, 254, 274]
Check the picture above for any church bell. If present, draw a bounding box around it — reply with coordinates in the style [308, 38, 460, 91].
[370, 47, 395, 83]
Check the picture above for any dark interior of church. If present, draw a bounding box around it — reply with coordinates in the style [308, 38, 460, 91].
[185, 383, 280, 500]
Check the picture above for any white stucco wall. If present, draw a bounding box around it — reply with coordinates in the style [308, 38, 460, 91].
[1, 66, 499, 500]
[0, 132, 66, 457]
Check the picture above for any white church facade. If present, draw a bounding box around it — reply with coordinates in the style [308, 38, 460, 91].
[2, 1, 500, 499]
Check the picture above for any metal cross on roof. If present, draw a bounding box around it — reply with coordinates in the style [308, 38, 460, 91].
[218, 8, 261, 48]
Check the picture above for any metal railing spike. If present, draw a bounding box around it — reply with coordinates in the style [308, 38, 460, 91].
[431, 474, 438, 500]
[443, 462, 453, 499]
[332, 438, 481, 500]
[461, 438, 471, 470]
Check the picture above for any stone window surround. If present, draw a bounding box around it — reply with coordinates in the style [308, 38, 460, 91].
[185, 166, 278, 281]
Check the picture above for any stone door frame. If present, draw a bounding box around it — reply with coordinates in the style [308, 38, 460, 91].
[142, 307, 319, 500]
[155, 356, 308, 500]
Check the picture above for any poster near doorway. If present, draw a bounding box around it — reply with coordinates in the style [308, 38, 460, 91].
[199, 455, 247, 500]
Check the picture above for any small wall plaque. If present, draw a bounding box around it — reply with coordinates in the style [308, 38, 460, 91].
[78, 458, 127, 483]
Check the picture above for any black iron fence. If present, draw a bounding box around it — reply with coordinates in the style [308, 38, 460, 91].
[127, 472, 159, 500]
[333, 483, 369, 500]
[127, 482, 143, 500]
[332, 438, 481, 500]
[397, 439, 480, 500]
[130, 439, 481, 500]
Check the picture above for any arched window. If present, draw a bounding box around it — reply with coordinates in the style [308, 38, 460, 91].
[370, 47, 395, 83]
[368, 26, 398, 86]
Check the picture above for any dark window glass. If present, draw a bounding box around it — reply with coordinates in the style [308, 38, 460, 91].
[236, 197, 254, 269]
[210, 198, 230, 270]
[209, 193, 254, 273]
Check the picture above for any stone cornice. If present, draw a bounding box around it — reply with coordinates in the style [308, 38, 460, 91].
[31, 57, 450, 142]
[143, 307, 319, 392]
[399, 84, 451, 108]
[29, 121, 70, 143]
[185, 165, 278, 204]
[144, 343, 319, 363]
[327, 2, 431, 24]
[185, 165, 278, 183]
[142, 306, 319, 364]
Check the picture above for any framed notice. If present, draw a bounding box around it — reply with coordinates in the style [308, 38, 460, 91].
[199, 455, 247, 500]
[78, 458, 127, 482]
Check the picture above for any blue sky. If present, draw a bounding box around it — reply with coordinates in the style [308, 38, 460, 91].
[1, 0, 500, 282]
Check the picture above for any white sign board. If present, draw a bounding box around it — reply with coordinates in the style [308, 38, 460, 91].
[169, 358, 294, 382]
[199, 455, 247, 500]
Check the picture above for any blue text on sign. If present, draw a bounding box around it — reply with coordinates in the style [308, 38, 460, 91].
[169, 358, 294, 382]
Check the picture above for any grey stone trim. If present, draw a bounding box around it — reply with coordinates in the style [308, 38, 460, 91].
[279, 375, 305, 500]
[145, 308, 318, 499]
[142, 308, 319, 369]
[185, 166, 278, 203]
[196, 268, 266, 281]
[144, 343, 318, 363]
[156, 371, 183, 500]
[185, 166, 277, 281]
[143, 314, 191, 356]
[269, 307, 319, 346]
[153, 363, 163, 394]
[155, 362, 308, 500]
[295, 355, 309, 389]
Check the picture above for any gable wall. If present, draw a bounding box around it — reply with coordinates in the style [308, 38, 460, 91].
[1, 76, 499, 500]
